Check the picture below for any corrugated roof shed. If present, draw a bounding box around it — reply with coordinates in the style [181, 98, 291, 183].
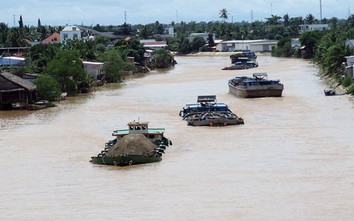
[0, 72, 36, 91]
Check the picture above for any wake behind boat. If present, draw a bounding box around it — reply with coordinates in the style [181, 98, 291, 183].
[228, 73, 284, 98]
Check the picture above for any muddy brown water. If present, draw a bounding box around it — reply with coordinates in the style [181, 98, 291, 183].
[1, 55, 354, 220]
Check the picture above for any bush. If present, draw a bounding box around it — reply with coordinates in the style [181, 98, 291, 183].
[150, 49, 175, 69]
[34, 74, 61, 100]
[100, 50, 124, 83]
[341, 75, 353, 87]
[346, 84, 354, 95]
[271, 38, 292, 57]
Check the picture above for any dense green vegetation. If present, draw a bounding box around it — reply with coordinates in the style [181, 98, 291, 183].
[150, 49, 176, 69]
[270, 16, 354, 94]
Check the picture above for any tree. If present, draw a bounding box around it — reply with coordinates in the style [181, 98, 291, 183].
[347, 15, 354, 29]
[299, 31, 324, 58]
[166, 37, 180, 52]
[208, 33, 215, 47]
[219, 8, 228, 22]
[139, 25, 154, 39]
[190, 36, 206, 52]
[46, 50, 87, 95]
[0, 22, 9, 46]
[283, 14, 289, 27]
[5, 28, 25, 47]
[99, 50, 124, 83]
[38, 18, 41, 27]
[34, 74, 61, 100]
[155, 21, 164, 35]
[305, 14, 315, 24]
[321, 42, 352, 76]
[28, 44, 60, 73]
[18, 15, 24, 28]
[150, 49, 175, 68]
[272, 37, 292, 57]
[115, 38, 145, 64]
[178, 36, 191, 54]
[266, 15, 282, 25]
[115, 22, 132, 35]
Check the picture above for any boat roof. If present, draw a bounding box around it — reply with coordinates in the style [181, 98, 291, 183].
[186, 103, 228, 108]
[253, 73, 268, 77]
[112, 128, 165, 136]
[197, 95, 216, 103]
[111, 121, 166, 136]
[127, 121, 149, 126]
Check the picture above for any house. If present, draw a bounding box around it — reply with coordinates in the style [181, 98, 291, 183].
[140, 39, 167, 50]
[154, 26, 176, 38]
[345, 56, 354, 78]
[60, 25, 81, 43]
[83, 61, 104, 79]
[42, 33, 60, 44]
[0, 72, 36, 110]
[216, 40, 278, 52]
[345, 39, 354, 50]
[189, 33, 215, 42]
[299, 24, 329, 34]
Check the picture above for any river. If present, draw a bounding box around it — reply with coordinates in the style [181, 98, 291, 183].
[1, 55, 354, 221]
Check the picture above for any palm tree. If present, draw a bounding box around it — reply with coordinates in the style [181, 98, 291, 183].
[219, 8, 228, 22]
[283, 14, 289, 27]
[305, 14, 315, 24]
[266, 15, 281, 26]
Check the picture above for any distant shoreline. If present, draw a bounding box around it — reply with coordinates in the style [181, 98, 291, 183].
[182, 51, 271, 56]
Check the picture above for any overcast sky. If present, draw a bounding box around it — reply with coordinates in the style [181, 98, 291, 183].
[0, 0, 352, 27]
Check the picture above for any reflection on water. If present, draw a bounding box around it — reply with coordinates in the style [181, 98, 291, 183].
[1, 55, 354, 221]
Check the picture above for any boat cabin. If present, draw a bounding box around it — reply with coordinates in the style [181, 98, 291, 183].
[197, 95, 216, 105]
[253, 73, 268, 80]
[180, 95, 230, 117]
[112, 121, 167, 145]
[127, 121, 149, 134]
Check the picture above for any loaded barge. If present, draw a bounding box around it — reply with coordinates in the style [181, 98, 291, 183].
[228, 73, 284, 98]
[90, 121, 172, 166]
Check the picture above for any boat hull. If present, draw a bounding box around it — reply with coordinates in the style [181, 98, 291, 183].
[228, 82, 283, 98]
[187, 117, 244, 126]
[90, 155, 162, 166]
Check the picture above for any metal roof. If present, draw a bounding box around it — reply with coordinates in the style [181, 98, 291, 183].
[0, 72, 36, 91]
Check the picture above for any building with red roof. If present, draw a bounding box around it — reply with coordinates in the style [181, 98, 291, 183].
[42, 33, 60, 44]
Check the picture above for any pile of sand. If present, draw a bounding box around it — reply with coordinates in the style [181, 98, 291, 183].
[106, 134, 156, 156]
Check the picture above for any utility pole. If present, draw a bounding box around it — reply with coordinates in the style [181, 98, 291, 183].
[319, 0, 322, 22]
[124, 10, 127, 23]
[251, 10, 254, 23]
[13, 14, 15, 27]
[349, 7, 351, 18]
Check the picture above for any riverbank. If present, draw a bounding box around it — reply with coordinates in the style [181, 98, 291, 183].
[318, 73, 347, 95]
[185, 51, 271, 56]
